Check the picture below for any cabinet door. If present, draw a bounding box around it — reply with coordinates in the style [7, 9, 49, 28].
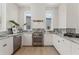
[61, 39, 72, 55]
[44, 34, 53, 46]
[72, 42, 79, 55]
[0, 37, 13, 55]
[53, 34, 72, 55]
[55, 35, 64, 54]
[22, 33, 32, 45]
[13, 35, 21, 51]
[53, 34, 62, 53]
[7, 37, 13, 55]
[53, 34, 56, 46]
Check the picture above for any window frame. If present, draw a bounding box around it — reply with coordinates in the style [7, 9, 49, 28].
[24, 11, 32, 31]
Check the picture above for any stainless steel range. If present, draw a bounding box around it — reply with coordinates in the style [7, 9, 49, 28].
[32, 29, 44, 46]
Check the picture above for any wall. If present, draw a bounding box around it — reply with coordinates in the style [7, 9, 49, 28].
[6, 3, 19, 29]
[18, 7, 30, 28]
[31, 4, 45, 29]
[18, 5, 58, 30]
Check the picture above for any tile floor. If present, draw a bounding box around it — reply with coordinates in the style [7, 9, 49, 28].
[14, 47, 59, 55]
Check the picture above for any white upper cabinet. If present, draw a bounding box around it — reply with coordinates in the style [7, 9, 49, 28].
[53, 34, 72, 55]
[0, 4, 2, 25]
[58, 4, 67, 28]
[66, 4, 78, 28]
[0, 3, 6, 31]
[58, 4, 79, 28]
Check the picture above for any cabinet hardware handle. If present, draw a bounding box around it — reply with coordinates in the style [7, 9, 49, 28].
[58, 40, 60, 43]
[3, 44, 7, 47]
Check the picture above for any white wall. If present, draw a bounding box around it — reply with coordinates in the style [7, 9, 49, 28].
[45, 7, 58, 30]
[31, 4, 45, 20]
[6, 3, 19, 29]
[18, 7, 30, 27]
[31, 4, 45, 29]
[18, 5, 58, 30]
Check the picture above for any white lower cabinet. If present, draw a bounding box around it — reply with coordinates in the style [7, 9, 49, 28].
[53, 34, 72, 55]
[53, 34, 79, 55]
[71, 42, 79, 55]
[22, 33, 32, 46]
[0, 37, 13, 55]
[44, 33, 53, 46]
[61, 39, 72, 55]
[53, 34, 61, 51]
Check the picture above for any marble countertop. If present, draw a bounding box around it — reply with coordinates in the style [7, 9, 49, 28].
[0, 32, 23, 40]
[53, 32, 79, 45]
[1, 31, 79, 45]
[0, 31, 53, 40]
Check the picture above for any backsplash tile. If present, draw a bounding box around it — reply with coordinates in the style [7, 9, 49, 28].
[53, 28, 76, 34]
[66, 28, 76, 33]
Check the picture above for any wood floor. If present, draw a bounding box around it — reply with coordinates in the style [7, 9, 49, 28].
[14, 47, 59, 55]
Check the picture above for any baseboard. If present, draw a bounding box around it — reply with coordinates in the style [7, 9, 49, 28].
[43, 45, 54, 47]
[22, 45, 33, 47]
[22, 45, 54, 47]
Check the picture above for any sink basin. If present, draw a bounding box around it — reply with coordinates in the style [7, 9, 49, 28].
[64, 33, 79, 38]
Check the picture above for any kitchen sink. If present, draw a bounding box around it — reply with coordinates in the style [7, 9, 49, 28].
[64, 33, 79, 38]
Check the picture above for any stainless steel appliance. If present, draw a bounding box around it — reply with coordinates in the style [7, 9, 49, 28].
[32, 29, 44, 46]
[13, 35, 22, 53]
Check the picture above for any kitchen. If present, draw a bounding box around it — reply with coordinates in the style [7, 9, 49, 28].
[0, 3, 79, 55]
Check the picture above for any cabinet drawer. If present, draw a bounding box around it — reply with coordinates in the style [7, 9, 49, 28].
[72, 42, 79, 55]
[0, 37, 13, 55]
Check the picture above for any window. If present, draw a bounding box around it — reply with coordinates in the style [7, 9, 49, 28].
[26, 16, 31, 30]
[24, 11, 31, 31]
[46, 18, 51, 30]
[45, 11, 52, 30]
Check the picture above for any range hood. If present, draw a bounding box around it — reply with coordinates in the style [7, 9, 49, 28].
[31, 4, 45, 29]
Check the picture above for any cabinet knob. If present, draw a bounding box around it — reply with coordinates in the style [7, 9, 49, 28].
[3, 44, 7, 47]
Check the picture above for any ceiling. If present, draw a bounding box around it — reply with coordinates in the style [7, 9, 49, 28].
[16, 3, 59, 8]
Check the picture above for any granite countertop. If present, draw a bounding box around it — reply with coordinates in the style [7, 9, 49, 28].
[53, 32, 79, 45]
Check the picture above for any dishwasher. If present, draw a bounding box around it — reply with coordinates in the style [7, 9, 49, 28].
[13, 35, 22, 53]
